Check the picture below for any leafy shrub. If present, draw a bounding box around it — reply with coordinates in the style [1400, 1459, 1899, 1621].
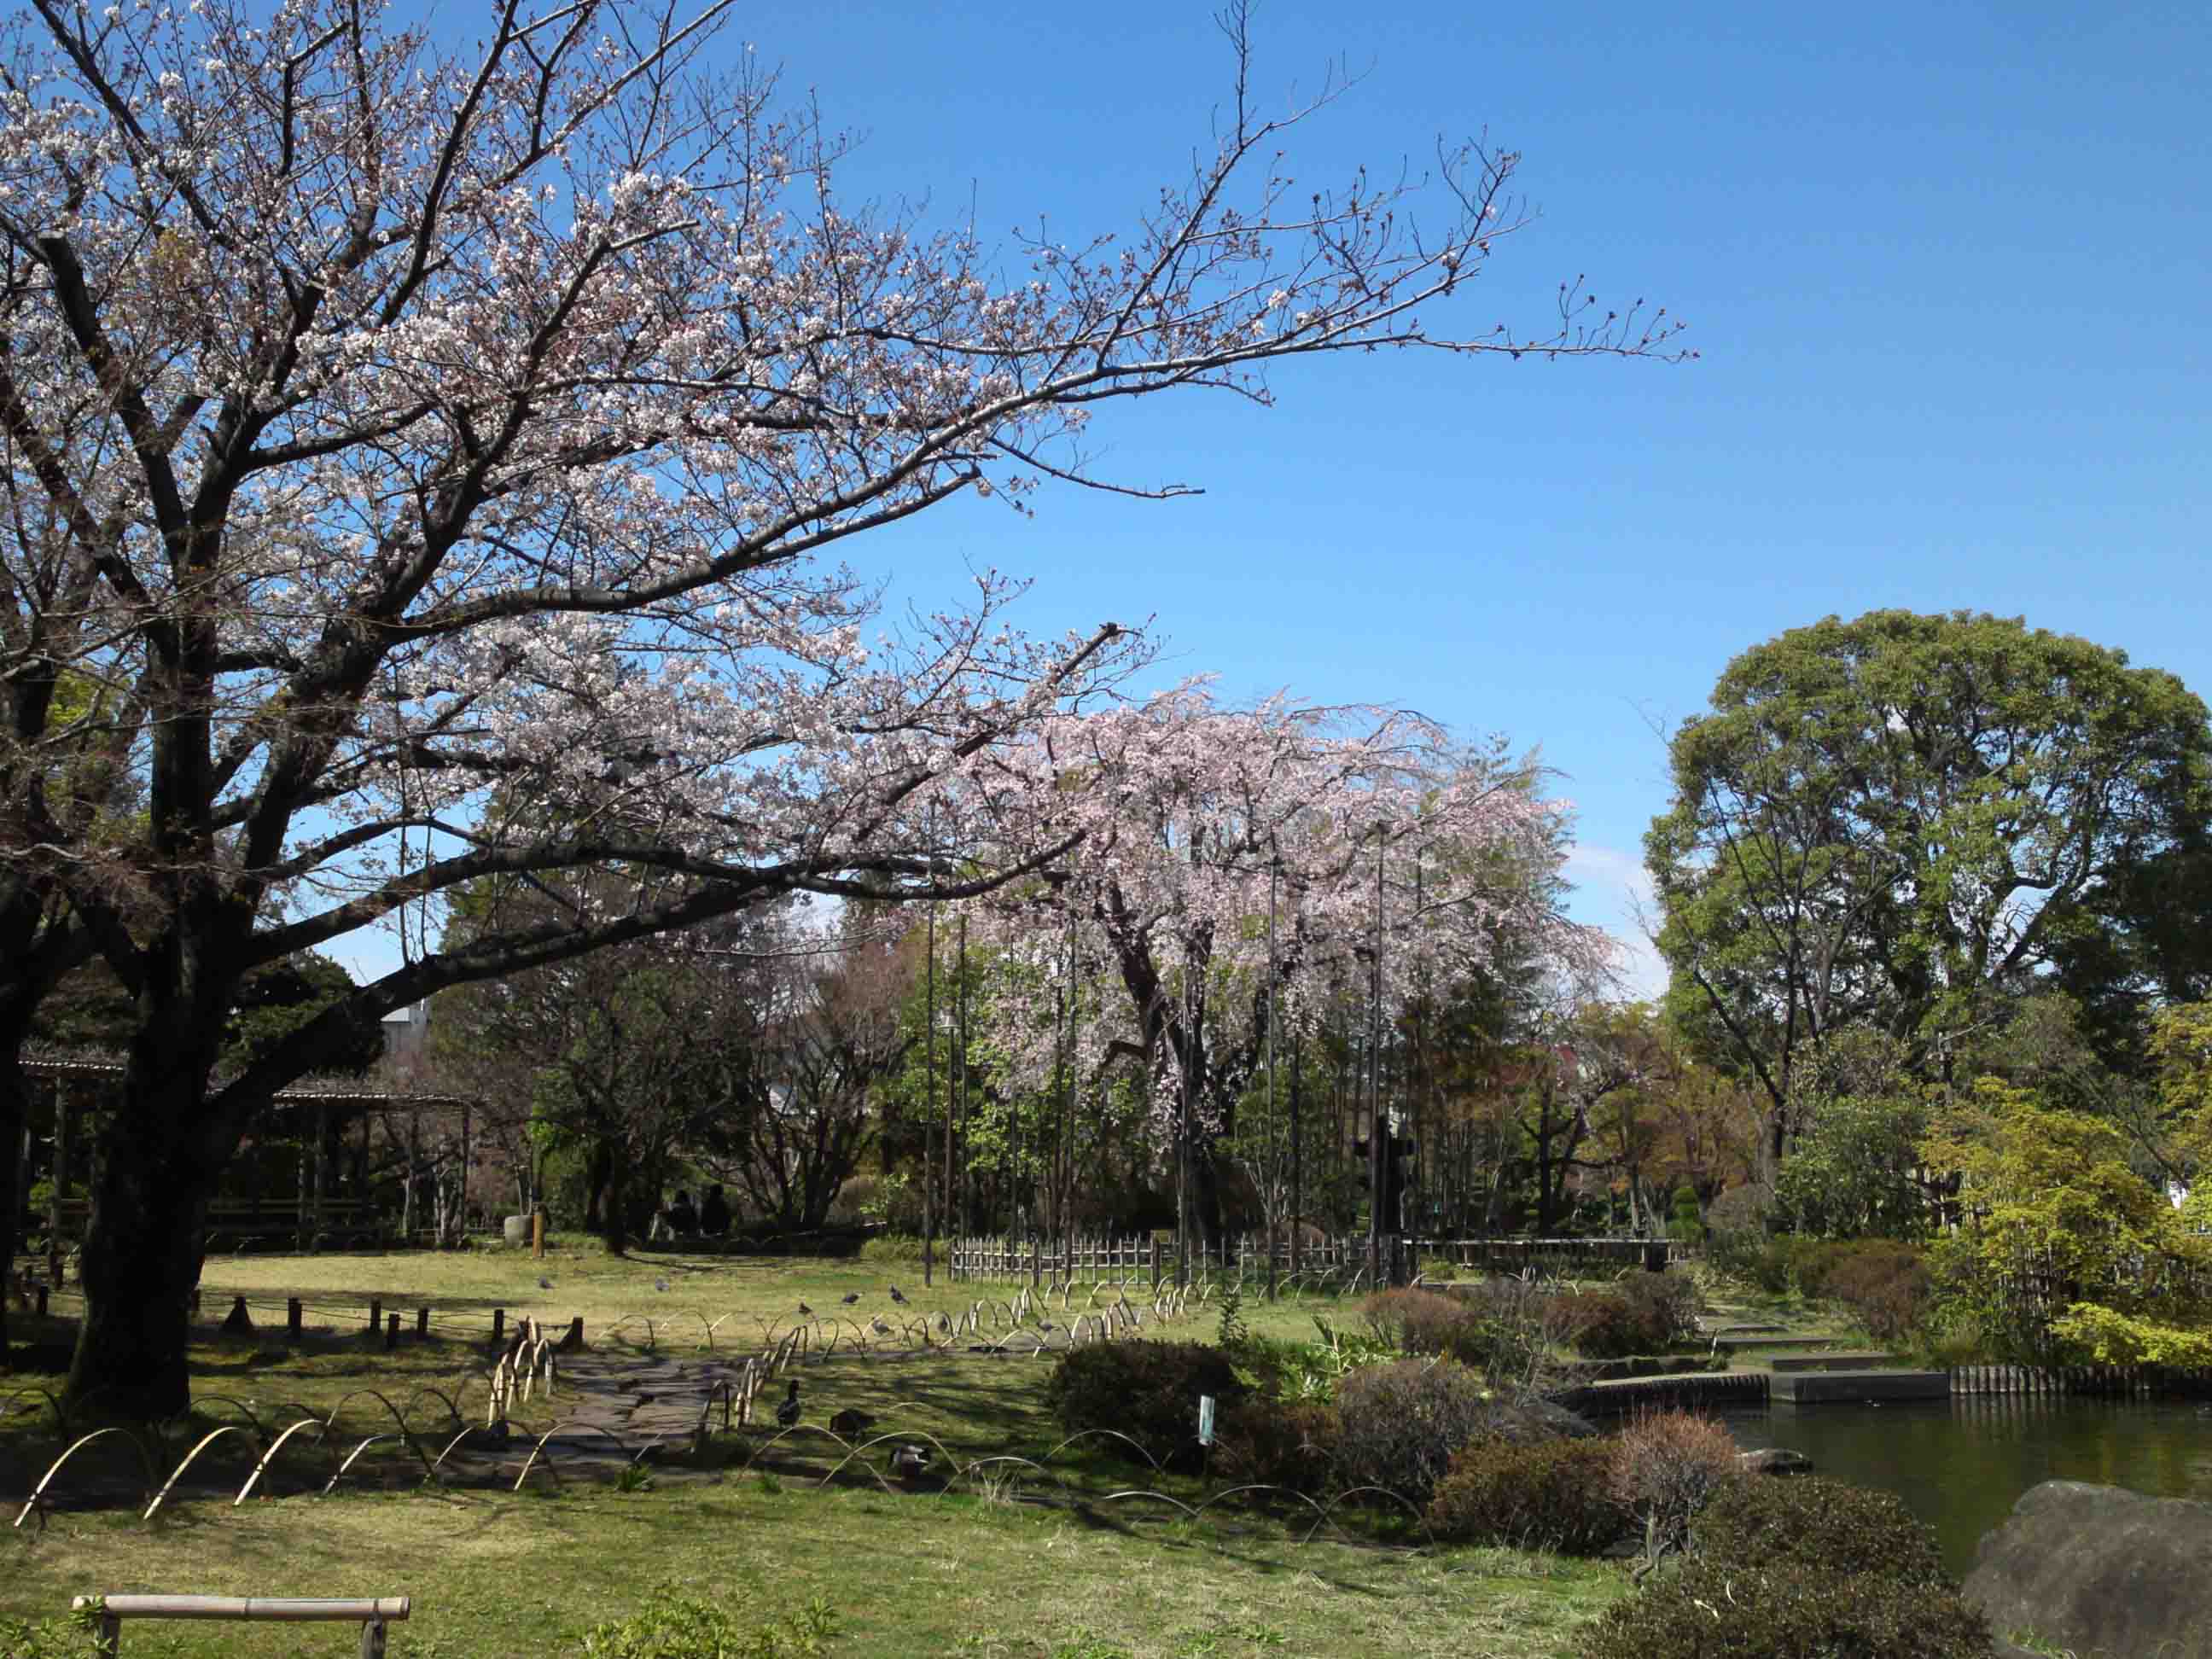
[1277, 1318, 1402, 1401]
[1710, 1232, 1794, 1295]
[1209, 1398, 1342, 1496]
[1584, 1557, 1993, 1659]
[1550, 1292, 1643, 1358]
[1333, 1359, 1496, 1506]
[1695, 1475, 1947, 1586]
[1423, 1279, 1575, 1394]
[1607, 1409, 1743, 1564]
[1704, 1184, 1781, 1285]
[1821, 1241, 1932, 1342]
[1361, 1288, 1471, 1358]
[1668, 1188, 1708, 1245]
[1045, 1340, 1249, 1467]
[0, 1613, 100, 1659]
[580, 1585, 840, 1658]
[855, 1233, 925, 1263]
[1621, 1271, 1703, 1344]
[1427, 1436, 1621, 1553]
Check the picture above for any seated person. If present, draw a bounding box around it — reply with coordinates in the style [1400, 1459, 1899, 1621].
[699, 1185, 731, 1237]
[665, 1190, 699, 1236]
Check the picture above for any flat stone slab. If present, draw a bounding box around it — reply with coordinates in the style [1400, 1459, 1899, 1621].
[1703, 1322, 1787, 1335]
[1768, 1351, 1902, 1373]
[1711, 1333, 1849, 1352]
[1771, 1369, 1949, 1404]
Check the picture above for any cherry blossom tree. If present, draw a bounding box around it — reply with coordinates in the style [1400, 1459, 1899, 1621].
[0, 0, 1682, 1407]
[967, 687, 1611, 1247]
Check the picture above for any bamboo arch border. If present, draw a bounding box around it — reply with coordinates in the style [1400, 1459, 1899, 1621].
[1, 1277, 1227, 1528]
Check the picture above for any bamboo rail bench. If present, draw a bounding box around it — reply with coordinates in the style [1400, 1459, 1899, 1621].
[71, 1595, 410, 1656]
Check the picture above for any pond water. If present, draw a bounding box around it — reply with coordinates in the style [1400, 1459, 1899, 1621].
[1720, 1395, 2212, 1575]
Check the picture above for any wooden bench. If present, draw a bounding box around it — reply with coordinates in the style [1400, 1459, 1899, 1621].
[40, 1199, 383, 1250]
[72, 1595, 409, 1656]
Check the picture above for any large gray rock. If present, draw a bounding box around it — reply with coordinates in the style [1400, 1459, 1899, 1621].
[1963, 1481, 2212, 1659]
[1476, 1396, 1598, 1443]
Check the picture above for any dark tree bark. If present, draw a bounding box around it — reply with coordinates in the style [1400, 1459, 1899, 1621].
[66, 1030, 226, 1417]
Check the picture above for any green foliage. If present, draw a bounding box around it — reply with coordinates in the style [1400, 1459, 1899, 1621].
[0, 1609, 102, 1659]
[1332, 1358, 1497, 1506]
[1044, 1341, 1249, 1467]
[1427, 1435, 1621, 1554]
[1551, 1275, 1702, 1359]
[1695, 1476, 1949, 1586]
[1772, 1092, 1931, 1241]
[1649, 610, 2212, 1118]
[1586, 1558, 1993, 1659]
[855, 1233, 926, 1263]
[579, 1585, 839, 1657]
[1924, 1080, 2212, 1363]
[1276, 1318, 1401, 1402]
[1668, 1188, 1707, 1245]
[1215, 1280, 1250, 1355]
[1359, 1283, 1568, 1393]
[1592, 1471, 1988, 1658]
[1819, 1240, 1933, 1342]
[1209, 1397, 1342, 1497]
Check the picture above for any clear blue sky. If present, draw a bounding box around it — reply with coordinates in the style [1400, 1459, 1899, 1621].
[335, 0, 2209, 998]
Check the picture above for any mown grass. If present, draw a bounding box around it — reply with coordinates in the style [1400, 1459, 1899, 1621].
[3, 1245, 1633, 1656]
[3, 1480, 1627, 1658]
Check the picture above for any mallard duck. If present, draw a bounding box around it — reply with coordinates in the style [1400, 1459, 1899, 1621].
[891, 1442, 934, 1481]
[776, 1379, 801, 1428]
[888, 1284, 909, 1305]
[829, 1407, 876, 1435]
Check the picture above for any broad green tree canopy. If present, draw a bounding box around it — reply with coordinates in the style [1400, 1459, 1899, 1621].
[1648, 609, 2212, 1161]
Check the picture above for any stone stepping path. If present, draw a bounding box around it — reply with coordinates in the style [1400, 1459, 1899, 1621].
[1711, 1332, 1854, 1353]
[524, 1350, 764, 1460]
[1768, 1350, 1902, 1373]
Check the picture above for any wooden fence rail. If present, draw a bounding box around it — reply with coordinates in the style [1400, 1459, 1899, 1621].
[73, 1595, 410, 1657]
[943, 1233, 1677, 1287]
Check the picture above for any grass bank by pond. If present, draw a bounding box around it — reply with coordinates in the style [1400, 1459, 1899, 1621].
[3, 1481, 1627, 1658]
[3, 1244, 1631, 1656]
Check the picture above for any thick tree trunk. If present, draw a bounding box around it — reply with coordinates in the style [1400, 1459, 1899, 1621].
[597, 1137, 632, 1255]
[0, 1045, 26, 1365]
[66, 1059, 219, 1417]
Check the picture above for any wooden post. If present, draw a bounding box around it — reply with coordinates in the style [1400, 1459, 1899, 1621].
[532, 1211, 544, 1259]
[1150, 1236, 1161, 1293]
[360, 1616, 387, 1659]
[49, 1086, 69, 1260]
[288, 1299, 303, 1341]
[93, 1610, 120, 1657]
[384, 1311, 399, 1350]
[416, 1307, 430, 1339]
[367, 1297, 381, 1336]
[492, 1307, 504, 1344]
[1031, 1234, 1042, 1289]
[35, 1284, 48, 1317]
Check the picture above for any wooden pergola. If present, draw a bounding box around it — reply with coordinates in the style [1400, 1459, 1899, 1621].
[18, 1055, 482, 1252]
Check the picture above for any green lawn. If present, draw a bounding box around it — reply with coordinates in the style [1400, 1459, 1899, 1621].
[3, 1245, 1633, 1656]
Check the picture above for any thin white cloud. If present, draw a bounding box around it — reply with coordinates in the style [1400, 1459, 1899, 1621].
[1563, 841, 1668, 1002]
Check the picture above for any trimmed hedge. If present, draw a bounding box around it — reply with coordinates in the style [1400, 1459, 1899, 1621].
[1588, 1474, 1988, 1659]
[1333, 1359, 1496, 1506]
[1693, 1475, 1948, 1586]
[1552, 1273, 1703, 1359]
[1583, 1558, 1992, 1659]
[1209, 1398, 1342, 1497]
[1044, 1340, 1248, 1469]
[1427, 1436, 1621, 1553]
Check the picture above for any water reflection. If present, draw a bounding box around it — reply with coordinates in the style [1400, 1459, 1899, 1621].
[1721, 1396, 2212, 1575]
